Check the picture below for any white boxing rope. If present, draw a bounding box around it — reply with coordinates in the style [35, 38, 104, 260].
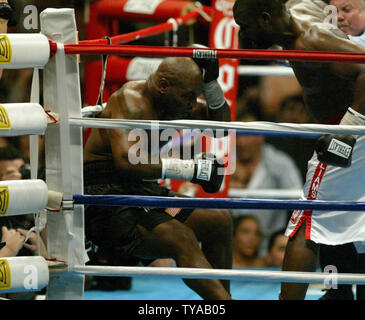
[0, 256, 49, 293]
[0, 34, 50, 69]
[238, 65, 295, 77]
[228, 188, 302, 199]
[0, 180, 48, 217]
[72, 265, 365, 285]
[69, 117, 365, 136]
[0, 103, 47, 136]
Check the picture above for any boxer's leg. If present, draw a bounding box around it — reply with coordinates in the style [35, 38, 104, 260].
[183, 209, 233, 293]
[280, 222, 318, 300]
[134, 218, 232, 300]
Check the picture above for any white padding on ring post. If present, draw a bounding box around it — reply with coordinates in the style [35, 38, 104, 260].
[0, 34, 50, 69]
[0, 257, 49, 293]
[0, 180, 48, 217]
[0, 103, 47, 136]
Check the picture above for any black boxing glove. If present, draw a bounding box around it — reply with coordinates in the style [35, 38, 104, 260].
[191, 44, 226, 110]
[191, 153, 224, 193]
[315, 134, 356, 168]
[192, 45, 219, 83]
[161, 153, 225, 193]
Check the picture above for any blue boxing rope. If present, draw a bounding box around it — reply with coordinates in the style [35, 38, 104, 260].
[73, 195, 365, 211]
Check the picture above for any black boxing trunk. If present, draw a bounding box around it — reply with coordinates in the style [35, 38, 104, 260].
[83, 160, 194, 256]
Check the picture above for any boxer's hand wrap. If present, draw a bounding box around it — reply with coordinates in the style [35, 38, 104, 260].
[162, 153, 224, 193]
[315, 134, 356, 168]
[202, 80, 226, 110]
[192, 44, 226, 110]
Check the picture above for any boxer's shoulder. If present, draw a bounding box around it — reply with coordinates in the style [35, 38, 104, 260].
[107, 80, 152, 120]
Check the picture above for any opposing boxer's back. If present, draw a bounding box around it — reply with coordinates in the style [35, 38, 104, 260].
[290, 61, 354, 123]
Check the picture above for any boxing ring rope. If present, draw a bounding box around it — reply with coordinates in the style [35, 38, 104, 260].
[73, 195, 365, 211]
[69, 117, 365, 137]
[61, 44, 365, 64]
[70, 265, 365, 285]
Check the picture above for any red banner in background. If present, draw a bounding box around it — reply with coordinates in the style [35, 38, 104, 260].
[170, 0, 239, 198]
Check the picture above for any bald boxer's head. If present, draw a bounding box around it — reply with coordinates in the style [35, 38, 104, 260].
[233, 0, 293, 49]
[149, 57, 203, 120]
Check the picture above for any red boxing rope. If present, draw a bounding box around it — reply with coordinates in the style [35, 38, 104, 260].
[80, 10, 201, 46]
[61, 44, 365, 64]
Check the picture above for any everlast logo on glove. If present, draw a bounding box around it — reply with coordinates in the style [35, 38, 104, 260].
[196, 159, 213, 181]
[315, 134, 356, 168]
[328, 138, 353, 159]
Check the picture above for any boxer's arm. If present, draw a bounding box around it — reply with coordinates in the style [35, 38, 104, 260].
[192, 54, 231, 122]
[107, 91, 163, 180]
[107, 91, 225, 192]
[191, 100, 231, 122]
[304, 27, 365, 114]
[207, 100, 231, 122]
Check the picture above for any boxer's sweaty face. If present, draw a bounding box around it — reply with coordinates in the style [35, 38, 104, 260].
[169, 86, 199, 119]
[234, 6, 284, 49]
[237, 20, 277, 49]
[163, 79, 201, 120]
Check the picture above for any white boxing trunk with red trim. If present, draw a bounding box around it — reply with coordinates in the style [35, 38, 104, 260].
[285, 134, 365, 249]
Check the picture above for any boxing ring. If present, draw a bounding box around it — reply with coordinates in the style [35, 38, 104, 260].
[2, 3, 365, 300]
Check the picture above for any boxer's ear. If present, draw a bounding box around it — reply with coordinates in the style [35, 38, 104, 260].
[158, 78, 169, 93]
[261, 12, 272, 24]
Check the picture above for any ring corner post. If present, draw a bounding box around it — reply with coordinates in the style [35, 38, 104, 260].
[40, 8, 86, 300]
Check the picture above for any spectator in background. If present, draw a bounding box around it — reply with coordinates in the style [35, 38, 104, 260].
[0, 146, 28, 180]
[0, 226, 25, 257]
[332, 0, 365, 42]
[259, 75, 302, 120]
[265, 230, 288, 268]
[266, 94, 316, 181]
[232, 215, 266, 268]
[236, 85, 266, 121]
[230, 111, 303, 255]
[276, 94, 313, 124]
[0, 226, 47, 258]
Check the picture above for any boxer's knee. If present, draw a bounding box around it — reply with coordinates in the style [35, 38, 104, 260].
[210, 209, 233, 237]
[154, 219, 201, 257]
